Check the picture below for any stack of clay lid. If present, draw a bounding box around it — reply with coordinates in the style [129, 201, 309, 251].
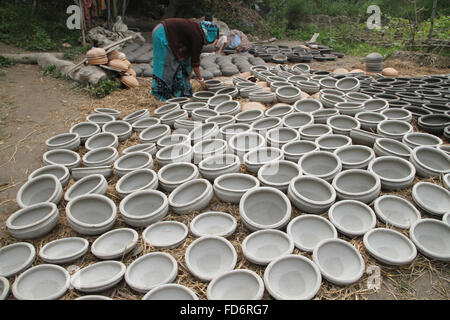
[121, 75, 139, 88]
[87, 47, 108, 65]
[382, 67, 399, 77]
[365, 52, 383, 72]
[108, 50, 127, 61]
[108, 59, 129, 72]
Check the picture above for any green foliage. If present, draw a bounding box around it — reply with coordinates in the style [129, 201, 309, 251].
[88, 80, 118, 99]
[0, 56, 16, 68]
[43, 64, 70, 80]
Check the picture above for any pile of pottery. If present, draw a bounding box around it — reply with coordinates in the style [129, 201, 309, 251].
[365, 52, 383, 72]
[249, 42, 344, 64]
[85, 47, 138, 89]
[1, 61, 450, 301]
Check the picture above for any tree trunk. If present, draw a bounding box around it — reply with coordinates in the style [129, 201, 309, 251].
[428, 0, 438, 41]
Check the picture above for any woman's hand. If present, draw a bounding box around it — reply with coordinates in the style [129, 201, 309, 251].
[198, 78, 207, 90]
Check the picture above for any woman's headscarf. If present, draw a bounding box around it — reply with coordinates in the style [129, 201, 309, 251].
[200, 21, 219, 44]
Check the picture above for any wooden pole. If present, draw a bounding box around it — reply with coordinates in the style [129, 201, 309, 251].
[428, 0, 438, 41]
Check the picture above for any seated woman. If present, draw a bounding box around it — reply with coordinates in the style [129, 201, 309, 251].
[151, 18, 219, 101]
[215, 29, 251, 54]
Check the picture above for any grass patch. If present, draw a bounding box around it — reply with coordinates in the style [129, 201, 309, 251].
[43, 64, 70, 80]
[0, 56, 16, 68]
[87, 80, 119, 99]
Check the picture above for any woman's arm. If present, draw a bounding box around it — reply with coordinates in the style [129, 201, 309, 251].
[193, 66, 207, 90]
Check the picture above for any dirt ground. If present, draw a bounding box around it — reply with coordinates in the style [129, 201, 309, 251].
[0, 41, 448, 300]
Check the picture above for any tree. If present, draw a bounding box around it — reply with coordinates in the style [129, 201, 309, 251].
[428, 0, 438, 41]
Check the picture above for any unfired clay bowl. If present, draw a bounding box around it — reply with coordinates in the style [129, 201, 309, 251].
[0, 242, 36, 277]
[85, 132, 119, 151]
[123, 143, 157, 155]
[185, 236, 237, 281]
[132, 117, 161, 133]
[373, 195, 421, 229]
[258, 160, 302, 192]
[39, 237, 89, 264]
[45, 133, 80, 151]
[199, 154, 241, 181]
[0, 276, 9, 300]
[207, 269, 264, 300]
[12, 264, 70, 300]
[243, 147, 284, 173]
[102, 120, 132, 142]
[266, 127, 300, 148]
[189, 123, 220, 145]
[410, 146, 450, 178]
[412, 182, 450, 216]
[316, 134, 352, 153]
[66, 194, 116, 235]
[299, 124, 332, 142]
[363, 228, 417, 265]
[119, 190, 168, 227]
[287, 215, 337, 252]
[113, 152, 154, 177]
[64, 174, 108, 202]
[156, 144, 193, 167]
[168, 179, 213, 215]
[139, 124, 171, 144]
[142, 284, 198, 300]
[28, 164, 70, 188]
[193, 139, 228, 164]
[43, 149, 81, 169]
[213, 173, 260, 204]
[16, 174, 62, 209]
[71, 261, 126, 292]
[142, 221, 188, 249]
[409, 219, 450, 261]
[282, 112, 313, 130]
[251, 117, 283, 136]
[125, 252, 178, 293]
[240, 187, 291, 231]
[282, 140, 319, 162]
[242, 229, 294, 266]
[91, 228, 138, 260]
[334, 145, 375, 170]
[229, 132, 266, 161]
[7, 202, 59, 240]
[298, 151, 342, 182]
[313, 238, 365, 286]
[116, 168, 158, 199]
[156, 134, 190, 149]
[190, 212, 237, 238]
[374, 138, 412, 160]
[332, 169, 381, 204]
[82, 147, 118, 167]
[328, 200, 377, 237]
[368, 156, 416, 191]
[264, 254, 322, 300]
[158, 162, 199, 192]
[70, 122, 100, 144]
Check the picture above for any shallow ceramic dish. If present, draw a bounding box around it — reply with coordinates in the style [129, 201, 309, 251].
[122, 143, 157, 155]
[336, 77, 360, 92]
[229, 132, 266, 161]
[332, 169, 381, 204]
[412, 182, 450, 216]
[374, 138, 412, 160]
[281, 140, 319, 162]
[198, 153, 240, 182]
[251, 117, 283, 136]
[328, 200, 377, 237]
[327, 115, 360, 136]
[91, 228, 138, 260]
[7, 202, 59, 240]
[363, 99, 388, 113]
[119, 190, 168, 227]
[410, 146, 450, 178]
[265, 105, 294, 118]
[182, 102, 208, 116]
[409, 219, 450, 261]
[402, 132, 443, 149]
[287, 215, 337, 252]
[299, 124, 332, 142]
[377, 120, 413, 141]
[213, 173, 260, 203]
[156, 134, 190, 149]
[190, 212, 237, 238]
[282, 112, 313, 131]
[444, 173, 450, 191]
[191, 108, 219, 122]
[373, 195, 421, 229]
[294, 99, 322, 113]
[363, 228, 417, 265]
[85, 132, 119, 151]
[82, 147, 118, 167]
[142, 284, 198, 300]
[368, 156, 416, 191]
[276, 86, 302, 104]
[70, 122, 100, 143]
[43, 149, 81, 169]
[443, 212, 450, 226]
[160, 109, 188, 127]
[156, 144, 193, 167]
[266, 127, 300, 148]
[142, 221, 188, 249]
[139, 124, 171, 144]
[316, 134, 352, 153]
[94, 107, 120, 120]
[258, 160, 302, 192]
[381, 108, 412, 123]
[288, 175, 336, 214]
[313, 238, 365, 286]
[0, 276, 9, 300]
[132, 117, 161, 133]
[158, 162, 199, 192]
[0, 242, 35, 277]
[125, 252, 178, 293]
[71, 166, 113, 181]
[102, 121, 132, 142]
[115, 168, 158, 199]
[86, 113, 115, 126]
[264, 254, 322, 300]
[189, 122, 220, 145]
[207, 269, 264, 300]
[243, 147, 284, 173]
[39, 237, 89, 264]
[16, 174, 62, 209]
[71, 261, 126, 292]
[242, 229, 294, 266]
[66, 194, 117, 235]
[114, 152, 154, 177]
[193, 139, 228, 164]
[168, 179, 213, 215]
[355, 111, 388, 131]
[12, 264, 70, 300]
[298, 151, 342, 182]
[334, 145, 375, 170]
[235, 109, 264, 124]
[28, 164, 70, 188]
[45, 133, 80, 151]
[123, 109, 150, 124]
[240, 187, 291, 231]
[154, 103, 181, 118]
[185, 236, 237, 281]
[75, 295, 113, 300]
[64, 174, 108, 202]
